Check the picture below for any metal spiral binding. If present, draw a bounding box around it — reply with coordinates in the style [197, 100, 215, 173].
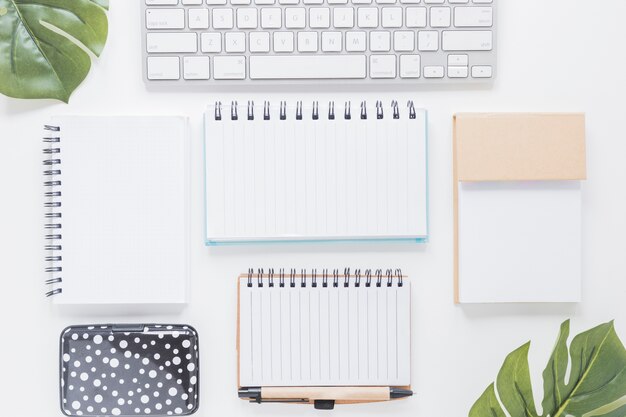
[392, 100, 400, 119]
[407, 100, 416, 119]
[245, 268, 404, 288]
[247, 101, 254, 120]
[263, 101, 271, 120]
[44, 125, 63, 297]
[376, 101, 384, 119]
[218, 101, 413, 121]
[231, 100, 238, 120]
[215, 101, 222, 120]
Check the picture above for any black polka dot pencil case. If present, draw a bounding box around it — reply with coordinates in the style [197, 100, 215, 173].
[59, 324, 199, 416]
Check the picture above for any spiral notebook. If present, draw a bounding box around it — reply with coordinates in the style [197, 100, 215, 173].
[43, 116, 190, 304]
[204, 100, 428, 244]
[237, 269, 411, 388]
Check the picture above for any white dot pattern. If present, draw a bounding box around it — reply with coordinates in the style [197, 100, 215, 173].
[60, 325, 199, 416]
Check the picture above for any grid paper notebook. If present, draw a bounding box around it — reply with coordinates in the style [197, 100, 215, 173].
[238, 269, 411, 387]
[43, 116, 190, 304]
[205, 100, 428, 244]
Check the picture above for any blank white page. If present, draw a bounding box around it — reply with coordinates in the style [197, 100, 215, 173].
[49, 116, 189, 304]
[239, 274, 411, 387]
[458, 181, 582, 303]
[205, 102, 428, 244]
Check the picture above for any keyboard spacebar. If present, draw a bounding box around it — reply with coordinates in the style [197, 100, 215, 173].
[249, 55, 367, 79]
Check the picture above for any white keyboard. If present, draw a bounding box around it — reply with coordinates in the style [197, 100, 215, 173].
[142, 0, 495, 84]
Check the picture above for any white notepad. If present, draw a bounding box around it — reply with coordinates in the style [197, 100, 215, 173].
[43, 116, 190, 304]
[453, 113, 586, 303]
[238, 271, 411, 387]
[458, 182, 582, 302]
[204, 100, 428, 244]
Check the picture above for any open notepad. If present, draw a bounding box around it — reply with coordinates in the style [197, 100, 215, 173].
[205, 100, 428, 244]
[238, 270, 411, 387]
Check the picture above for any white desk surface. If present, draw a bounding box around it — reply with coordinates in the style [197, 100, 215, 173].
[2, 1, 625, 416]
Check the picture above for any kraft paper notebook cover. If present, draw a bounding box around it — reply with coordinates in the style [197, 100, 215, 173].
[453, 113, 586, 303]
[43, 116, 190, 304]
[237, 269, 411, 406]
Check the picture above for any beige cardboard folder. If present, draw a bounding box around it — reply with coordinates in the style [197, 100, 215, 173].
[453, 113, 586, 303]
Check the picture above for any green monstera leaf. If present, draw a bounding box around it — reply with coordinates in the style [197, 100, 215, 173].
[0, 0, 109, 102]
[470, 320, 626, 417]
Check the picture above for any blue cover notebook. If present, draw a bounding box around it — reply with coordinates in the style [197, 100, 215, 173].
[204, 100, 428, 245]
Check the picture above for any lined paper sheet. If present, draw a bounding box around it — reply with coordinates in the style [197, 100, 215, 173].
[205, 102, 428, 243]
[238, 275, 411, 387]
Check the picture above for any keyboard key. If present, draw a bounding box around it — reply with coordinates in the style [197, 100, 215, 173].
[333, 7, 354, 28]
[370, 31, 391, 51]
[376, 0, 396, 4]
[261, 8, 282, 28]
[213, 56, 246, 79]
[250, 31, 271, 52]
[249, 55, 366, 78]
[279, 0, 299, 4]
[201, 32, 222, 52]
[303, 0, 323, 4]
[370, 54, 396, 78]
[183, 56, 210, 79]
[213, 8, 234, 28]
[473, 0, 492, 3]
[382, 7, 402, 28]
[146, 9, 185, 29]
[399, 0, 421, 3]
[405, 7, 426, 28]
[273, 31, 295, 52]
[424, 0, 444, 3]
[206, 0, 227, 4]
[328, 0, 348, 4]
[188, 8, 209, 29]
[182, 0, 202, 4]
[357, 7, 378, 28]
[231, 0, 251, 4]
[237, 8, 258, 28]
[447, 53, 468, 66]
[423, 65, 444, 77]
[442, 30, 492, 50]
[399, 54, 420, 78]
[255, 0, 275, 4]
[345, 31, 366, 51]
[393, 31, 414, 51]
[454, 7, 492, 27]
[322, 31, 342, 51]
[146, 33, 197, 53]
[310, 8, 331, 28]
[297, 31, 318, 52]
[448, 66, 468, 77]
[430, 6, 450, 27]
[352, 0, 372, 4]
[147, 56, 180, 79]
[225, 32, 246, 52]
[417, 30, 438, 51]
[285, 8, 306, 28]
[471, 65, 492, 77]
[146, 0, 178, 5]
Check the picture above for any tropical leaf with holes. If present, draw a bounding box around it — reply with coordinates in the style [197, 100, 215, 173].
[0, 0, 108, 102]
[469, 320, 626, 417]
